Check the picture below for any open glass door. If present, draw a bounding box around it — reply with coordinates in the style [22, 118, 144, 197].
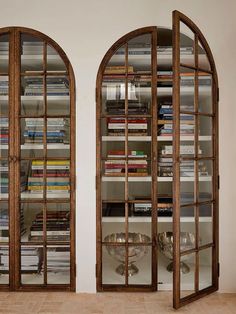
[172, 10, 219, 309]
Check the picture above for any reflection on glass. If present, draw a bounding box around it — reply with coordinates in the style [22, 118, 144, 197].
[128, 245, 151, 284]
[46, 203, 70, 242]
[46, 118, 70, 146]
[102, 182, 125, 201]
[47, 95, 70, 116]
[21, 34, 43, 72]
[180, 253, 195, 298]
[21, 95, 44, 116]
[199, 204, 213, 246]
[180, 22, 195, 68]
[21, 245, 43, 284]
[180, 114, 195, 137]
[199, 248, 212, 290]
[198, 41, 211, 71]
[46, 75, 69, 96]
[199, 74, 212, 114]
[102, 245, 125, 285]
[0, 203, 8, 242]
[47, 246, 70, 284]
[21, 203, 43, 242]
[0, 161, 8, 199]
[22, 76, 43, 96]
[20, 160, 30, 199]
[102, 202, 126, 239]
[102, 78, 125, 115]
[0, 35, 9, 73]
[199, 115, 212, 136]
[128, 181, 151, 200]
[106, 46, 125, 73]
[46, 44, 66, 72]
[0, 246, 9, 284]
[128, 34, 151, 73]
[180, 182, 194, 205]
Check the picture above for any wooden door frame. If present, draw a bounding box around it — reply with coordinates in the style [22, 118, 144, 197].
[172, 10, 219, 309]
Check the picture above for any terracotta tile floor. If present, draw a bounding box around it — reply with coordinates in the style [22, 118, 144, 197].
[0, 292, 235, 313]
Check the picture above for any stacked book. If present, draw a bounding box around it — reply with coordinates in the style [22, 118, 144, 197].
[0, 207, 26, 241]
[22, 41, 57, 55]
[21, 247, 42, 273]
[0, 42, 9, 55]
[106, 100, 148, 115]
[105, 150, 148, 176]
[0, 163, 27, 194]
[24, 118, 69, 144]
[158, 102, 194, 136]
[133, 196, 173, 217]
[24, 76, 69, 96]
[0, 247, 8, 273]
[29, 211, 70, 241]
[107, 117, 148, 136]
[0, 76, 8, 95]
[47, 247, 70, 273]
[27, 160, 70, 194]
[0, 117, 8, 145]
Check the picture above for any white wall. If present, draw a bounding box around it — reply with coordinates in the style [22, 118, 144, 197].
[0, 0, 235, 293]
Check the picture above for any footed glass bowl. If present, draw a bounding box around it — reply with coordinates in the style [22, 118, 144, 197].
[104, 232, 150, 276]
[158, 231, 195, 274]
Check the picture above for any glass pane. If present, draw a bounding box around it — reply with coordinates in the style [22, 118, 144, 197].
[46, 160, 70, 199]
[0, 35, 9, 73]
[128, 79, 151, 115]
[46, 44, 67, 72]
[105, 46, 125, 73]
[199, 138, 212, 158]
[158, 143, 173, 177]
[47, 95, 70, 116]
[0, 161, 8, 199]
[128, 181, 151, 200]
[21, 35, 44, 72]
[47, 246, 70, 284]
[158, 100, 173, 137]
[0, 246, 9, 284]
[0, 203, 8, 242]
[199, 247, 212, 290]
[20, 203, 43, 242]
[21, 245, 43, 284]
[199, 203, 213, 246]
[198, 41, 211, 71]
[180, 113, 195, 137]
[0, 116, 8, 158]
[180, 22, 195, 68]
[128, 140, 150, 176]
[102, 140, 125, 161]
[102, 181, 125, 202]
[180, 68, 194, 113]
[21, 118, 44, 158]
[180, 253, 195, 298]
[102, 245, 125, 285]
[46, 75, 69, 97]
[128, 34, 151, 74]
[46, 203, 70, 242]
[180, 160, 195, 179]
[128, 245, 151, 284]
[199, 160, 213, 202]
[199, 115, 212, 137]
[22, 75, 44, 96]
[180, 213, 196, 254]
[198, 73, 212, 114]
[102, 202, 126, 240]
[20, 160, 32, 200]
[46, 117, 70, 146]
[128, 223, 151, 244]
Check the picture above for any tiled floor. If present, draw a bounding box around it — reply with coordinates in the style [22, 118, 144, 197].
[0, 292, 235, 313]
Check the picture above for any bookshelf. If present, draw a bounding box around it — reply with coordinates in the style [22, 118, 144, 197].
[96, 11, 219, 309]
[0, 27, 75, 291]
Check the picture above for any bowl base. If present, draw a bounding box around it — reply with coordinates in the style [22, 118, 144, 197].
[167, 262, 190, 274]
[116, 263, 139, 276]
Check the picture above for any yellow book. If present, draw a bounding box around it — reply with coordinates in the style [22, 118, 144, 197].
[32, 160, 70, 166]
[28, 186, 70, 190]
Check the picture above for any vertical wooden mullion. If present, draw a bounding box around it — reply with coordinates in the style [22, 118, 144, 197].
[8, 28, 15, 290]
[194, 33, 199, 293]
[151, 29, 158, 290]
[13, 28, 21, 290]
[172, 11, 181, 309]
[124, 42, 129, 286]
[69, 63, 76, 291]
[43, 41, 47, 286]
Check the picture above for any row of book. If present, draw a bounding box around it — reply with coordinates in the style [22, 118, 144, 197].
[24, 76, 69, 96]
[158, 102, 194, 136]
[114, 46, 194, 55]
[158, 144, 208, 177]
[24, 118, 69, 144]
[0, 76, 8, 95]
[106, 100, 149, 115]
[104, 150, 148, 176]
[0, 117, 8, 145]
[29, 211, 70, 242]
[107, 117, 148, 136]
[27, 160, 70, 194]
[0, 247, 70, 274]
[0, 162, 27, 193]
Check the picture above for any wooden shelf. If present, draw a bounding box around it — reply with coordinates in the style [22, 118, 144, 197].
[102, 176, 212, 182]
[21, 144, 70, 150]
[102, 217, 212, 223]
[102, 136, 211, 142]
[20, 191, 70, 199]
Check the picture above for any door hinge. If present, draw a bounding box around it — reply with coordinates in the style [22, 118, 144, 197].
[217, 87, 219, 102]
[95, 263, 98, 278]
[217, 262, 220, 277]
[218, 175, 220, 190]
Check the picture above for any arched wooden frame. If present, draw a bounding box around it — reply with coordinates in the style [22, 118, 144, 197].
[0, 27, 76, 291]
[96, 10, 219, 307]
[173, 10, 219, 308]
